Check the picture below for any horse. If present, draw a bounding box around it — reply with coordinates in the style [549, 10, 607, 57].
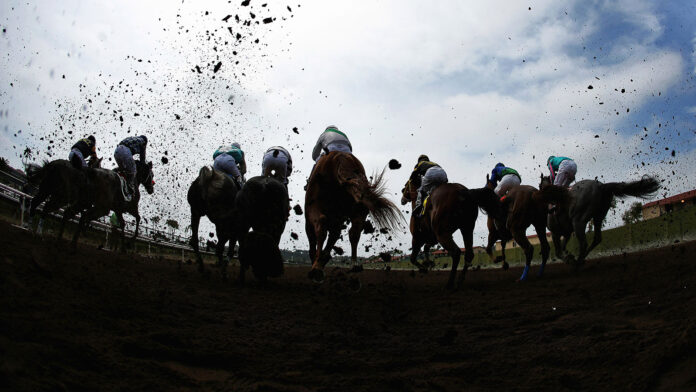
[484, 176, 570, 281]
[25, 157, 102, 239]
[483, 174, 511, 271]
[401, 178, 499, 289]
[305, 151, 402, 283]
[187, 167, 241, 274]
[540, 175, 659, 266]
[70, 160, 154, 251]
[235, 175, 289, 283]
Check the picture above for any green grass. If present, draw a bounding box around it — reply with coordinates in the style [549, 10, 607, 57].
[367, 205, 696, 270]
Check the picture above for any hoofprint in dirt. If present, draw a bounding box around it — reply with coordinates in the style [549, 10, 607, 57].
[0, 220, 694, 391]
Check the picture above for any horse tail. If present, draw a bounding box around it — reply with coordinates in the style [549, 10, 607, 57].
[337, 160, 403, 230]
[467, 187, 500, 216]
[25, 160, 51, 185]
[601, 175, 660, 199]
[533, 184, 570, 205]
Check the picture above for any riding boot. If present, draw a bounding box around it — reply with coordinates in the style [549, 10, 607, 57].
[413, 190, 426, 217]
[123, 173, 135, 201]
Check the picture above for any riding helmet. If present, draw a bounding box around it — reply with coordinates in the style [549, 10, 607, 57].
[418, 154, 430, 162]
[140, 135, 148, 144]
[88, 135, 96, 143]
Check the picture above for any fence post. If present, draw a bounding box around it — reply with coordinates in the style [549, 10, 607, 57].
[181, 248, 184, 263]
[19, 195, 25, 226]
[105, 230, 109, 250]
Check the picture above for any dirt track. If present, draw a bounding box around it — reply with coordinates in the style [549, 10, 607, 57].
[1, 220, 695, 391]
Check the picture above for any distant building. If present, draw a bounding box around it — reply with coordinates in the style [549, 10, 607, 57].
[642, 190, 696, 219]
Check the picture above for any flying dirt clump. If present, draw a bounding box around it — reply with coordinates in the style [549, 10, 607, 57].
[388, 159, 401, 170]
[293, 204, 303, 215]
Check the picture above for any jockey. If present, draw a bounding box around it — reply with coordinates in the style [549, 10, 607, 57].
[311, 125, 352, 162]
[69, 135, 97, 169]
[305, 125, 353, 190]
[114, 135, 147, 199]
[410, 154, 448, 217]
[262, 145, 292, 185]
[489, 162, 521, 197]
[547, 155, 577, 187]
[213, 142, 246, 188]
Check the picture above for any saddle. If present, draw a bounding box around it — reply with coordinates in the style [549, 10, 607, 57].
[114, 170, 132, 202]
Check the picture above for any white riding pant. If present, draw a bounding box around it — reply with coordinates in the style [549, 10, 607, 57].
[213, 153, 241, 179]
[494, 174, 521, 196]
[554, 159, 577, 187]
[262, 149, 290, 184]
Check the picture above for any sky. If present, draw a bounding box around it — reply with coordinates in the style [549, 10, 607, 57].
[1, 0, 695, 257]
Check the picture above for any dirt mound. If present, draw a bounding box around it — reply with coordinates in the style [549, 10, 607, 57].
[1, 221, 695, 391]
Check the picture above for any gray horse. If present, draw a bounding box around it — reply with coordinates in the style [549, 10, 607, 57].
[187, 166, 241, 274]
[235, 175, 289, 283]
[540, 175, 659, 265]
[25, 157, 102, 238]
[70, 160, 154, 250]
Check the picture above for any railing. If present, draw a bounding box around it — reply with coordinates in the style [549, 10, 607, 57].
[0, 181, 216, 259]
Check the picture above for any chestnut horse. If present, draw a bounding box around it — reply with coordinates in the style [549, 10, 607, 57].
[305, 152, 402, 282]
[484, 177, 569, 281]
[401, 179, 499, 289]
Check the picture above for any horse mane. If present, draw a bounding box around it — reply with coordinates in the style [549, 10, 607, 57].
[25, 160, 51, 185]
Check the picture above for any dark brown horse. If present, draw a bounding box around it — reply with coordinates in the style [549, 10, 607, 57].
[484, 176, 569, 281]
[71, 160, 154, 251]
[187, 167, 240, 274]
[540, 175, 659, 266]
[235, 175, 289, 283]
[25, 157, 102, 238]
[305, 152, 402, 283]
[401, 179, 499, 289]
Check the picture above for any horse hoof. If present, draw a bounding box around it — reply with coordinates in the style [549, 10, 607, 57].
[502, 261, 509, 271]
[308, 268, 325, 284]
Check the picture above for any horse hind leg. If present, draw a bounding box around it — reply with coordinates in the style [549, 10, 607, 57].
[456, 225, 475, 288]
[409, 236, 426, 272]
[308, 216, 328, 282]
[348, 214, 365, 271]
[437, 233, 461, 290]
[584, 217, 604, 257]
[535, 223, 550, 277]
[58, 206, 79, 240]
[573, 218, 590, 267]
[512, 228, 534, 281]
[189, 212, 204, 272]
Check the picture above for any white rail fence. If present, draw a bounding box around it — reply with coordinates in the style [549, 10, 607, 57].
[0, 181, 216, 261]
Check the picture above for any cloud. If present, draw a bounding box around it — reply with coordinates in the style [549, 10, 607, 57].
[1, 0, 694, 255]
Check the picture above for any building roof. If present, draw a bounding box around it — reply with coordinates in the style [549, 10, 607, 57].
[643, 189, 696, 208]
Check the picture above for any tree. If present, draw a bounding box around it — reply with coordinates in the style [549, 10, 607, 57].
[21, 147, 32, 169]
[622, 202, 643, 225]
[150, 216, 161, 226]
[165, 219, 179, 239]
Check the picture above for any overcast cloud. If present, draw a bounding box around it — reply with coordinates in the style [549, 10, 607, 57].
[1, 0, 695, 255]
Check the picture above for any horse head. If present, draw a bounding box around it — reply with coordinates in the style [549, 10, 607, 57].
[485, 174, 495, 190]
[401, 179, 417, 205]
[539, 174, 551, 189]
[88, 157, 103, 168]
[137, 160, 155, 194]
